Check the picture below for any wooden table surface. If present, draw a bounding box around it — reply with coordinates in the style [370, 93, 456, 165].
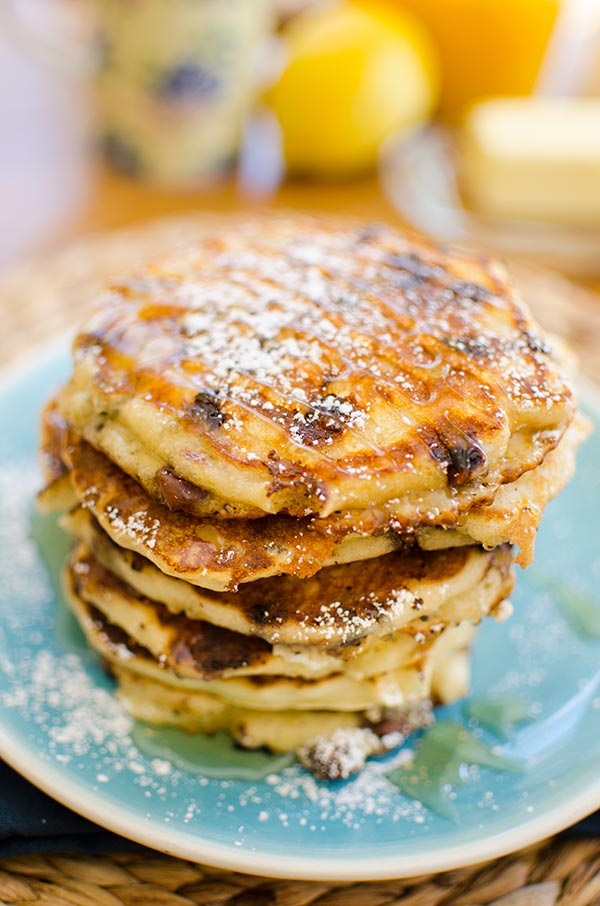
[75, 165, 399, 234]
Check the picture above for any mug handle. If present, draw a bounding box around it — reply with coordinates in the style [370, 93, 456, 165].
[0, 0, 97, 76]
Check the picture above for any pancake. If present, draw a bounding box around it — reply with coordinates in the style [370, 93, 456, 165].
[39, 407, 586, 586]
[37, 216, 588, 779]
[63, 511, 514, 647]
[40, 400, 69, 485]
[59, 430, 404, 587]
[58, 217, 575, 520]
[64, 542, 512, 681]
[67, 588, 476, 713]
[113, 667, 440, 767]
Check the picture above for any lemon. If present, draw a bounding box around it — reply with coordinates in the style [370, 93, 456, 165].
[266, 1, 439, 178]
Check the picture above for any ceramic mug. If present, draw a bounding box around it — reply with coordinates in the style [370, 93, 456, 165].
[4, 0, 274, 188]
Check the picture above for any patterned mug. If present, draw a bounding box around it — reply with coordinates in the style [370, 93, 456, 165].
[4, 0, 274, 188]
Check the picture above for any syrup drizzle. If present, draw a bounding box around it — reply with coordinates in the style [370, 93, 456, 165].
[387, 721, 524, 820]
[465, 697, 532, 741]
[532, 570, 600, 640]
[133, 724, 294, 780]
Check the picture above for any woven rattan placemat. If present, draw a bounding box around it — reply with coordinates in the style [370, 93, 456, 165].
[0, 841, 599, 906]
[0, 216, 599, 905]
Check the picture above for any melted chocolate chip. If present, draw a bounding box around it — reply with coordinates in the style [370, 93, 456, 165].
[128, 552, 145, 573]
[447, 439, 486, 485]
[155, 467, 209, 512]
[289, 408, 344, 447]
[420, 427, 486, 486]
[190, 390, 224, 428]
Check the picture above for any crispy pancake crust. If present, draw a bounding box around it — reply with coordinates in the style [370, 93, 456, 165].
[64, 542, 512, 680]
[418, 414, 590, 566]
[41, 405, 584, 586]
[113, 668, 440, 757]
[67, 588, 476, 713]
[63, 510, 514, 647]
[61, 430, 405, 589]
[58, 218, 575, 518]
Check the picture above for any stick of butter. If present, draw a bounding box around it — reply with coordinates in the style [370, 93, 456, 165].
[460, 98, 600, 225]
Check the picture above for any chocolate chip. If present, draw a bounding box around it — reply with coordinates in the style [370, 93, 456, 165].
[420, 427, 486, 486]
[155, 467, 209, 512]
[190, 390, 223, 428]
[447, 439, 486, 485]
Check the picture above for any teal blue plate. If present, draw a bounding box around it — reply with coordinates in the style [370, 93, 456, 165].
[0, 343, 599, 881]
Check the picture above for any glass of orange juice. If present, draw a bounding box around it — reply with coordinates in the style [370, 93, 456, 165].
[386, 0, 560, 119]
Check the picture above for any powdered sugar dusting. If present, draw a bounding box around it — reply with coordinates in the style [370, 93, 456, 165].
[0, 649, 180, 795]
[0, 465, 53, 627]
[294, 586, 418, 645]
[298, 727, 385, 780]
[103, 503, 160, 550]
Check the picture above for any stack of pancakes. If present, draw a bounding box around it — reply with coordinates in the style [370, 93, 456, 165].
[39, 218, 587, 778]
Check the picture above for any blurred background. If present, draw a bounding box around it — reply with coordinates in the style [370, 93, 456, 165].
[1, 0, 600, 275]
